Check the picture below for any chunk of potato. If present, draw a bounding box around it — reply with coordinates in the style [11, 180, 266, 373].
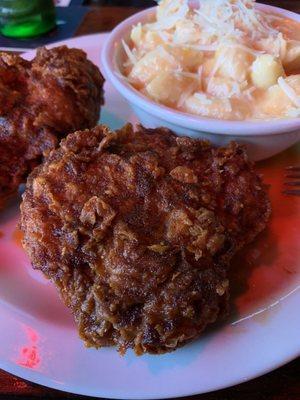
[251, 54, 284, 89]
[206, 76, 245, 98]
[130, 23, 143, 47]
[129, 46, 180, 86]
[143, 31, 164, 52]
[146, 72, 199, 107]
[215, 45, 254, 83]
[256, 36, 283, 59]
[131, 25, 164, 52]
[183, 92, 250, 120]
[255, 84, 292, 116]
[183, 92, 243, 120]
[173, 20, 199, 44]
[255, 75, 300, 117]
[167, 45, 203, 72]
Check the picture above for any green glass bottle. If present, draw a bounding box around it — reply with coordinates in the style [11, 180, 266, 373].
[0, 0, 56, 38]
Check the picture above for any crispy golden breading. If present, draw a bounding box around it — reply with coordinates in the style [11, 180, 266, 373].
[0, 46, 104, 209]
[21, 125, 271, 354]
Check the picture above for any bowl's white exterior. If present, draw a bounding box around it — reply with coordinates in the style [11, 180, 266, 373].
[101, 4, 300, 161]
[132, 105, 300, 161]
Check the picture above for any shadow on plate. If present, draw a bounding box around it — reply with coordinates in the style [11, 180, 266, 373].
[0, 192, 22, 225]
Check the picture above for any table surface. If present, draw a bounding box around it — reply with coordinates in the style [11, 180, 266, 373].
[1, 2, 300, 400]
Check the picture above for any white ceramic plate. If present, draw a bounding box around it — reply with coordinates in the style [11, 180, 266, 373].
[0, 33, 299, 400]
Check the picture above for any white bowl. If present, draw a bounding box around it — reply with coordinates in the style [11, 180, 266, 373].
[101, 3, 300, 161]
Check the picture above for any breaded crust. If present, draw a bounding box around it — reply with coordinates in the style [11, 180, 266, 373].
[21, 125, 271, 354]
[0, 46, 104, 209]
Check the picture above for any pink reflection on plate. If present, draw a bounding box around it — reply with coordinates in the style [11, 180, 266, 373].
[16, 325, 41, 370]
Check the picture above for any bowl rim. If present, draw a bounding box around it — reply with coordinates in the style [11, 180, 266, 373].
[101, 3, 300, 136]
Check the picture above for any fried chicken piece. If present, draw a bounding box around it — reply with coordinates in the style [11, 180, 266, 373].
[21, 125, 271, 354]
[0, 46, 104, 209]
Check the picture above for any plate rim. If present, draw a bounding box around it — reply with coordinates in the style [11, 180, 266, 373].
[0, 32, 299, 400]
[0, 287, 299, 399]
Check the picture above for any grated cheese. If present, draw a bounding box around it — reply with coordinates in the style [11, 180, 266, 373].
[122, 39, 137, 65]
[278, 77, 300, 108]
[146, 0, 189, 31]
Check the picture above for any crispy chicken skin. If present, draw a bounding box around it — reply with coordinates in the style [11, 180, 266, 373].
[0, 46, 104, 209]
[21, 125, 271, 354]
